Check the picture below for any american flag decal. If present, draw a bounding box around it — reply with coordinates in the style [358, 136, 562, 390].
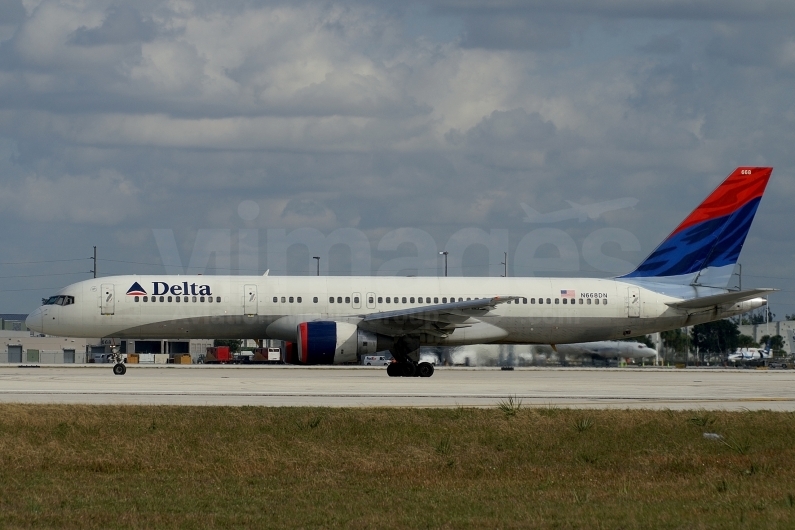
[560, 289, 575, 298]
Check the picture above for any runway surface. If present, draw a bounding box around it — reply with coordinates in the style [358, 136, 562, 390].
[1, 365, 794, 409]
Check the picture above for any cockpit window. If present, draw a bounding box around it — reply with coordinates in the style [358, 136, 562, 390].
[44, 295, 75, 306]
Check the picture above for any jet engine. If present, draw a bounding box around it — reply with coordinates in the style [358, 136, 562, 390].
[296, 321, 387, 364]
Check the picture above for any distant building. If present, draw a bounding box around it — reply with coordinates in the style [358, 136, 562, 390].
[0, 313, 213, 364]
[739, 321, 795, 354]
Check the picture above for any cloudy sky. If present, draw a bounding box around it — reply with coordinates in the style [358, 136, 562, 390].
[1, 0, 795, 316]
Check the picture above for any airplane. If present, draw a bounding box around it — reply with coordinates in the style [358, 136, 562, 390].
[728, 342, 772, 364]
[26, 167, 775, 378]
[521, 197, 638, 223]
[443, 341, 655, 366]
[547, 340, 657, 363]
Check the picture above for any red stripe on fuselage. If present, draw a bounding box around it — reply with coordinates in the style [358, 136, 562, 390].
[672, 167, 772, 236]
[299, 322, 308, 363]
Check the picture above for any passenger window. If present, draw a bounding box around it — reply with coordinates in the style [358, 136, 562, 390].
[160, 296, 165, 302]
[410, 297, 415, 303]
[377, 297, 382, 303]
[175, 297, 180, 303]
[458, 298, 463, 302]
[386, 297, 391, 303]
[353, 297, 358, 304]
[273, 297, 278, 303]
[143, 296, 148, 302]
[281, 296, 286, 303]
[467, 297, 471, 301]
[603, 299, 608, 305]
[167, 296, 172, 302]
[329, 297, 334, 303]
[555, 298, 559, 304]
[587, 299, 592, 305]
[402, 297, 407, 303]
[442, 297, 447, 303]
[434, 297, 438, 303]
[531, 298, 535, 304]
[523, 298, 527, 304]
[289, 297, 294, 303]
[313, 297, 318, 303]
[193, 296, 197, 302]
[595, 299, 599, 305]
[209, 297, 213, 303]
[562, 299, 567, 304]
[538, 298, 543, 304]
[578, 299, 583, 304]
[216, 297, 221, 302]
[368, 297, 373, 304]
[134, 296, 139, 302]
[297, 297, 302, 303]
[346, 297, 351, 304]
[546, 298, 551, 304]
[200, 297, 205, 302]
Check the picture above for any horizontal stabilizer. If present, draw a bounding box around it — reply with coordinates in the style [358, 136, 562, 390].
[665, 288, 776, 310]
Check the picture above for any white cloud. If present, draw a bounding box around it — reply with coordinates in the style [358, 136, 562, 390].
[0, 1, 795, 312]
[0, 170, 140, 225]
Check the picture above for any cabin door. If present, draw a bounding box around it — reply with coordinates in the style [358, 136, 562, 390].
[244, 284, 258, 316]
[101, 284, 115, 315]
[627, 287, 640, 318]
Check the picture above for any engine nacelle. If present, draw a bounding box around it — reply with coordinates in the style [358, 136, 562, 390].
[281, 341, 298, 365]
[296, 321, 380, 364]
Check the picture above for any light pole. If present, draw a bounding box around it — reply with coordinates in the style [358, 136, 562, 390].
[90, 246, 97, 278]
[313, 256, 320, 276]
[439, 251, 448, 277]
[731, 263, 742, 291]
[501, 251, 507, 277]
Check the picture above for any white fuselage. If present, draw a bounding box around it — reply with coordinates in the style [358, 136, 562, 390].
[26, 275, 765, 347]
[555, 341, 657, 361]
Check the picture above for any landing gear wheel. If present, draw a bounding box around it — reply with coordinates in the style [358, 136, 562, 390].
[386, 363, 399, 377]
[112, 363, 126, 376]
[399, 362, 416, 377]
[417, 362, 435, 378]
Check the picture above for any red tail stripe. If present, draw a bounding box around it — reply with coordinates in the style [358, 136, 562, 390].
[672, 167, 772, 236]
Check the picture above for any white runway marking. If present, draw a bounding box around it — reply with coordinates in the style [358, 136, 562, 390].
[0, 366, 793, 409]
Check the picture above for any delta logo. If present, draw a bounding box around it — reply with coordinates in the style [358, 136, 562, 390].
[126, 282, 147, 296]
[126, 281, 213, 297]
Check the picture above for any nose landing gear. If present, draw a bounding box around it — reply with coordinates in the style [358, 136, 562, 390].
[110, 350, 126, 375]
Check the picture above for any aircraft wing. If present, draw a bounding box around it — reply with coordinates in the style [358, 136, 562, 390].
[665, 288, 776, 310]
[359, 296, 519, 336]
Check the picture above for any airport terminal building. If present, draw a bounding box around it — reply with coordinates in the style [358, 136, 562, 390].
[0, 314, 212, 364]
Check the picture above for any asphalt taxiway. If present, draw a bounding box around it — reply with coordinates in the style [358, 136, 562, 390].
[0, 365, 793, 409]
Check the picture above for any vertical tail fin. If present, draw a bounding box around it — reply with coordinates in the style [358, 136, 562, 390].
[619, 167, 772, 287]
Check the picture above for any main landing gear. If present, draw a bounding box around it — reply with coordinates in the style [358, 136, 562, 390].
[387, 361, 434, 378]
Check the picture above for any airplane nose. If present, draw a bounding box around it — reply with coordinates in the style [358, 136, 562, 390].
[26, 307, 43, 333]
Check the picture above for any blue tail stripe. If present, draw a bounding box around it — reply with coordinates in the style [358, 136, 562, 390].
[621, 198, 760, 279]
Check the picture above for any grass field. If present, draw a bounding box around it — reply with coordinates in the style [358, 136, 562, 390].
[1, 404, 794, 529]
